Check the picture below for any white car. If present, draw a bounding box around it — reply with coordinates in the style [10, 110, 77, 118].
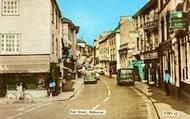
[93, 67, 105, 75]
[93, 71, 100, 80]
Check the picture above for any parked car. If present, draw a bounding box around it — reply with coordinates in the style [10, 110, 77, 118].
[84, 71, 97, 84]
[116, 68, 135, 86]
[94, 71, 100, 80]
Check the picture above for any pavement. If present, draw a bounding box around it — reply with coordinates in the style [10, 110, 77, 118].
[0, 77, 84, 104]
[33, 77, 84, 103]
[134, 80, 190, 119]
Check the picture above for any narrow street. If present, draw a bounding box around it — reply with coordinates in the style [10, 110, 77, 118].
[0, 76, 158, 119]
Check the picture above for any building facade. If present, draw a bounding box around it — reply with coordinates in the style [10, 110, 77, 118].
[119, 16, 137, 69]
[133, 0, 160, 85]
[106, 30, 120, 74]
[61, 17, 79, 72]
[0, 0, 79, 96]
[133, 0, 190, 99]
[0, 0, 62, 84]
[96, 31, 111, 72]
[0, 0, 62, 73]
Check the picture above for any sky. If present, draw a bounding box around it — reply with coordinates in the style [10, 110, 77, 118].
[57, 0, 148, 46]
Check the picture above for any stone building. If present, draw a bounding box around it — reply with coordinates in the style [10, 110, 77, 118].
[133, 0, 160, 85]
[157, 0, 190, 98]
[133, 0, 190, 99]
[94, 17, 137, 74]
[119, 16, 137, 69]
[95, 31, 111, 72]
[61, 17, 79, 79]
[106, 28, 120, 74]
[93, 36, 101, 66]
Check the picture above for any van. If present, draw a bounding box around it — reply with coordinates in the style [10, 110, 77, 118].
[116, 68, 135, 86]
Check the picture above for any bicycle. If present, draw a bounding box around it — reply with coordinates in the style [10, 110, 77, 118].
[5, 91, 33, 104]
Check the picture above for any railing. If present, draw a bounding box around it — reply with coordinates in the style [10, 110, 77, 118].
[144, 20, 159, 29]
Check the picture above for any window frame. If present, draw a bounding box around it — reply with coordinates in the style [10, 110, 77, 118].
[0, 33, 21, 54]
[2, 0, 19, 16]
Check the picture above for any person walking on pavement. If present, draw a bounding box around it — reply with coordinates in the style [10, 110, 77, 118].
[164, 70, 170, 96]
[109, 69, 112, 78]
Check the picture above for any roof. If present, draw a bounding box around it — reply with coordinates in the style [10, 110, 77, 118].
[53, 0, 62, 16]
[77, 38, 86, 43]
[133, 0, 157, 18]
[87, 45, 93, 48]
[112, 24, 120, 33]
[61, 17, 80, 33]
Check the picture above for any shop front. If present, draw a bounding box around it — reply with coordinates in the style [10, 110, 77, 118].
[143, 51, 160, 86]
[109, 61, 117, 74]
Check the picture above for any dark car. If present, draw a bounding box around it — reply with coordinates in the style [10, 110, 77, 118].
[116, 68, 135, 86]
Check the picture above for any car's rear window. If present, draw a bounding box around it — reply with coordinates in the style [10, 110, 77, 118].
[120, 69, 133, 76]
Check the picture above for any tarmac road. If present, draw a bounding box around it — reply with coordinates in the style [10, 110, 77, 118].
[1, 76, 158, 119]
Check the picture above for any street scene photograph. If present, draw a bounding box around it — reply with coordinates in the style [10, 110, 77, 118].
[0, 0, 190, 119]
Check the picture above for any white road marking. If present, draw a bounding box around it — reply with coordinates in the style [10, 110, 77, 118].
[8, 102, 54, 119]
[108, 90, 111, 96]
[17, 103, 41, 111]
[16, 112, 23, 116]
[24, 103, 53, 113]
[92, 104, 100, 110]
[7, 116, 15, 119]
[17, 108, 25, 111]
[91, 79, 111, 111]
[106, 85, 110, 90]
[103, 97, 110, 102]
[130, 86, 152, 119]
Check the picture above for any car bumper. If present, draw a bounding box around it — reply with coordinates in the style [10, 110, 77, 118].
[84, 80, 97, 84]
[118, 80, 135, 84]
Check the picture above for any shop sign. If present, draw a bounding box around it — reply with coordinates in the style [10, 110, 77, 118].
[144, 52, 158, 60]
[170, 11, 188, 29]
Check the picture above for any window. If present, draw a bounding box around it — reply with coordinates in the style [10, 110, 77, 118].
[166, 13, 170, 40]
[56, 38, 58, 56]
[161, 17, 165, 42]
[2, 0, 19, 16]
[51, 2, 54, 23]
[160, 0, 163, 8]
[155, 32, 159, 47]
[0, 34, 21, 54]
[52, 35, 54, 53]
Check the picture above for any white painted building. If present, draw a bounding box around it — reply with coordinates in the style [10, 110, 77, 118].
[0, 0, 62, 74]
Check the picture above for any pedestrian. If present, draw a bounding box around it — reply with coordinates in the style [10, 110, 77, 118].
[109, 69, 112, 78]
[16, 79, 24, 99]
[164, 70, 170, 96]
